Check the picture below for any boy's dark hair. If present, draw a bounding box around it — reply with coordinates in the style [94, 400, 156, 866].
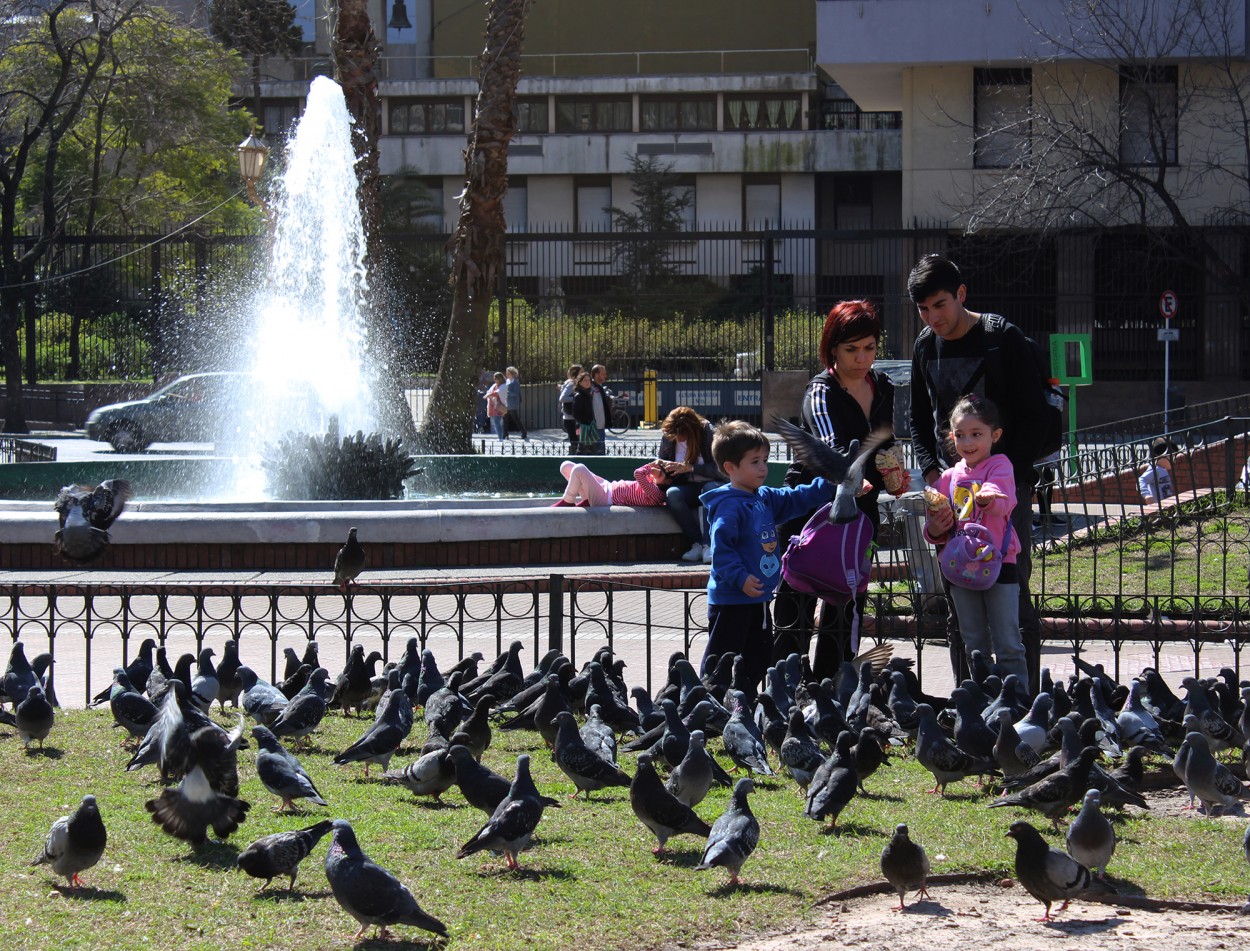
[712, 420, 769, 469]
[907, 253, 964, 304]
[1149, 436, 1177, 459]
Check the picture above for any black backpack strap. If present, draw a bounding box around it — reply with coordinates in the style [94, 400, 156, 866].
[964, 314, 1006, 395]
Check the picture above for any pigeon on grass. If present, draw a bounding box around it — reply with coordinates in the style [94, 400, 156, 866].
[553, 710, 631, 800]
[448, 744, 512, 816]
[630, 753, 711, 855]
[252, 725, 326, 813]
[1006, 820, 1114, 921]
[31, 795, 107, 890]
[456, 753, 559, 871]
[324, 819, 447, 940]
[52, 479, 131, 564]
[695, 777, 759, 887]
[1065, 789, 1115, 880]
[880, 823, 930, 910]
[14, 684, 54, 751]
[237, 820, 334, 892]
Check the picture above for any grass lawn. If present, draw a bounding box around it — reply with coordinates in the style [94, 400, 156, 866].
[2, 710, 1247, 950]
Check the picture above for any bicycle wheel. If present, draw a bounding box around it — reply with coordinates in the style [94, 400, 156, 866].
[608, 407, 630, 435]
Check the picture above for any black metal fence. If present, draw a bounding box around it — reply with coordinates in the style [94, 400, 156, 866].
[6, 225, 1246, 385]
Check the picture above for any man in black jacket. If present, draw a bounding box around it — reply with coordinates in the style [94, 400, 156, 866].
[907, 254, 1049, 692]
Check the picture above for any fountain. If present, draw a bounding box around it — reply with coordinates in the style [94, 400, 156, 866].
[0, 78, 683, 570]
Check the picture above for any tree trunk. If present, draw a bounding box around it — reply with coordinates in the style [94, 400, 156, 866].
[420, 0, 529, 454]
[1, 274, 28, 433]
[332, 0, 417, 441]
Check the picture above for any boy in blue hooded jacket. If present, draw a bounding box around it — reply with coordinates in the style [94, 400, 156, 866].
[700, 421, 832, 688]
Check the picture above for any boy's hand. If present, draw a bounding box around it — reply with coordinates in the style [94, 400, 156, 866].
[855, 478, 873, 497]
[741, 575, 764, 598]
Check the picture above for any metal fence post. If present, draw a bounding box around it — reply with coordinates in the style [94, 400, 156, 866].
[548, 573, 564, 653]
[763, 234, 776, 372]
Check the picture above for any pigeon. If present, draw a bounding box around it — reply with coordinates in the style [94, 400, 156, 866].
[213, 640, 243, 710]
[1182, 676, 1245, 752]
[665, 730, 717, 808]
[952, 687, 1000, 760]
[269, 668, 330, 746]
[1115, 679, 1173, 755]
[106, 669, 158, 739]
[448, 744, 512, 815]
[771, 418, 891, 524]
[1107, 745, 1150, 792]
[126, 679, 203, 782]
[457, 753, 560, 870]
[1066, 789, 1115, 879]
[324, 819, 447, 940]
[851, 726, 891, 792]
[237, 820, 334, 891]
[880, 823, 931, 910]
[333, 527, 367, 591]
[189, 648, 219, 712]
[580, 704, 618, 766]
[630, 753, 712, 854]
[696, 777, 760, 886]
[993, 708, 1042, 778]
[805, 732, 858, 827]
[915, 703, 996, 795]
[989, 746, 1101, 830]
[1006, 820, 1113, 921]
[14, 684, 54, 751]
[330, 645, 383, 716]
[277, 663, 313, 701]
[145, 721, 251, 846]
[1013, 693, 1054, 754]
[239, 666, 288, 726]
[424, 671, 472, 737]
[1178, 730, 1250, 816]
[252, 725, 327, 812]
[90, 637, 157, 705]
[2, 641, 38, 708]
[334, 680, 413, 776]
[553, 710, 631, 799]
[464, 639, 525, 704]
[721, 690, 773, 775]
[459, 692, 495, 761]
[52, 479, 132, 563]
[30, 795, 107, 890]
[384, 749, 457, 801]
[780, 707, 826, 790]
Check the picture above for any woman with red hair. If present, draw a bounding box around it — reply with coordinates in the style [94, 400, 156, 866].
[774, 300, 908, 676]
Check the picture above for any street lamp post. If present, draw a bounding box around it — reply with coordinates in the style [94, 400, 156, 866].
[237, 133, 274, 226]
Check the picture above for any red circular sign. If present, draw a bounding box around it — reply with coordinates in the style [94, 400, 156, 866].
[1159, 290, 1178, 320]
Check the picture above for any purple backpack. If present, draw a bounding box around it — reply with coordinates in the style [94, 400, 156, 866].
[781, 505, 875, 652]
[938, 513, 1013, 591]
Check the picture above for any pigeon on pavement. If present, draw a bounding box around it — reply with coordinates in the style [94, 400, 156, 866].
[252, 725, 327, 812]
[696, 777, 760, 886]
[237, 820, 334, 891]
[52, 479, 131, 563]
[324, 819, 447, 940]
[1006, 819, 1113, 921]
[1066, 789, 1115, 879]
[880, 823, 931, 910]
[333, 527, 367, 592]
[630, 753, 712, 854]
[31, 795, 107, 890]
[456, 753, 559, 870]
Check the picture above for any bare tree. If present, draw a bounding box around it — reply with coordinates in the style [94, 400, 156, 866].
[953, 0, 1250, 308]
[419, 0, 530, 454]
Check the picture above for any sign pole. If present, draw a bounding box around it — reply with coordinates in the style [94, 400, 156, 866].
[1163, 335, 1170, 434]
[1158, 290, 1178, 435]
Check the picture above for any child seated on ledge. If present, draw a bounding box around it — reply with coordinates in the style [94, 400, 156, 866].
[1138, 436, 1177, 503]
[551, 461, 670, 507]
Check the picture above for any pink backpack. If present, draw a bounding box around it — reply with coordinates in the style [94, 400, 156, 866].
[938, 513, 1013, 591]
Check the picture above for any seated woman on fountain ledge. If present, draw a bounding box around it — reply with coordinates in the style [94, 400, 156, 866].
[551, 460, 672, 508]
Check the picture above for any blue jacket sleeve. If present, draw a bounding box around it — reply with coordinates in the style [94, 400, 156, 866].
[764, 478, 832, 526]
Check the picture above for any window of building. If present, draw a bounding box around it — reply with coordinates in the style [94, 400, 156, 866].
[515, 98, 548, 134]
[674, 178, 696, 231]
[503, 177, 528, 232]
[725, 94, 801, 131]
[974, 68, 1031, 168]
[744, 176, 781, 229]
[639, 97, 716, 132]
[262, 99, 303, 139]
[404, 178, 444, 231]
[389, 98, 467, 135]
[575, 177, 613, 232]
[555, 98, 632, 133]
[1120, 65, 1177, 165]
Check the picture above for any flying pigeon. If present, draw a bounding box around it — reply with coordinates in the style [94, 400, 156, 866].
[630, 753, 712, 854]
[252, 725, 327, 812]
[30, 795, 107, 890]
[333, 527, 367, 592]
[696, 777, 760, 887]
[770, 418, 892, 524]
[456, 753, 560, 870]
[52, 479, 132, 563]
[1066, 789, 1115, 879]
[880, 823, 931, 910]
[237, 820, 334, 891]
[1006, 819, 1113, 921]
[324, 819, 447, 940]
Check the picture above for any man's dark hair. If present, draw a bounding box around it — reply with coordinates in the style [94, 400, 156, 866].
[907, 254, 964, 304]
[712, 420, 769, 469]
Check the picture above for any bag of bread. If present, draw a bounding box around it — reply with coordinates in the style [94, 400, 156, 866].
[874, 445, 907, 495]
[923, 486, 949, 517]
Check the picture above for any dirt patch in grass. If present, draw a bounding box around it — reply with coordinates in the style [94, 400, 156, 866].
[699, 881, 1250, 951]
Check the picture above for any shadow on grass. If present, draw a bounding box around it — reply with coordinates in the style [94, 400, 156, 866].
[176, 842, 240, 869]
[653, 846, 705, 867]
[252, 887, 334, 903]
[818, 820, 887, 838]
[353, 934, 442, 951]
[470, 863, 574, 881]
[860, 790, 905, 802]
[706, 880, 805, 898]
[26, 745, 65, 759]
[50, 883, 126, 902]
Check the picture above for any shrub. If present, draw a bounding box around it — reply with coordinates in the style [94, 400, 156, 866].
[261, 417, 420, 500]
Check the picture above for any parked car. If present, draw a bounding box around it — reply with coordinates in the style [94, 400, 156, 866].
[85, 372, 323, 453]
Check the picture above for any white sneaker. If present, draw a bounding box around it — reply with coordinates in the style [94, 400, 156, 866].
[681, 543, 703, 563]
[702, 545, 713, 564]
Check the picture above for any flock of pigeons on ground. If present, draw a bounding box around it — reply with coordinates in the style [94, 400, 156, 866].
[5, 627, 1250, 938]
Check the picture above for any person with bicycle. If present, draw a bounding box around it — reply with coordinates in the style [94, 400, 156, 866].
[657, 406, 724, 563]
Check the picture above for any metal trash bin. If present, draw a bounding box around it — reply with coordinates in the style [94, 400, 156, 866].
[894, 490, 943, 596]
